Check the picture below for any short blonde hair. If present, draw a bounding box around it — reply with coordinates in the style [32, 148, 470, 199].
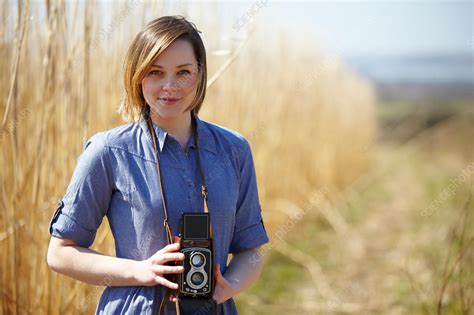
[119, 16, 207, 122]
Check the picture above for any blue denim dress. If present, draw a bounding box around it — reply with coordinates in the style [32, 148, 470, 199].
[49, 113, 269, 314]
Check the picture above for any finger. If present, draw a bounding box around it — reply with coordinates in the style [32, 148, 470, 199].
[169, 293, 178, 302]
[212, 292, 220, 305]
[157, 242, 180, 254]
[155, 276, 179, 290]
[156, 265, 185, 274]
[213, 263, 222, 281]
[155, 252, 185, 264]
[172, 236, 181, 243]
[214, 263, 221, 275]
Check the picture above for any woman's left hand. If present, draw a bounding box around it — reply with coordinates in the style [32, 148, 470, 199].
[212, 264, 236, 304]
[169, 263, 236, 304]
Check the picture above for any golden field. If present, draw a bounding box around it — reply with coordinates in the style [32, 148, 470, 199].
[1, 1, 472, 314]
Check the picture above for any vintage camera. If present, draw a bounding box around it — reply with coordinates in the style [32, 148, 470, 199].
[178, 213, 213, 298]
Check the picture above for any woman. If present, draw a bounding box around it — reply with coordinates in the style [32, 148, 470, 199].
[47, 16, 269, 314]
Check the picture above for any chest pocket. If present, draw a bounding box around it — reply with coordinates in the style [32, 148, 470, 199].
[204, 156, 239, 216]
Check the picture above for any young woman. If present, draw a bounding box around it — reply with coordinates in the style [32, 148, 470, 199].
[47, 16, 269, 314]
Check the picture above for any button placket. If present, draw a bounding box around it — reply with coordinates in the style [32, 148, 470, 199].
[183, 147, 199, 211]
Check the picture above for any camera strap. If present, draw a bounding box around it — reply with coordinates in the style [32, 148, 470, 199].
[146, 111, 216, 315]
[146, 111, 212, 239]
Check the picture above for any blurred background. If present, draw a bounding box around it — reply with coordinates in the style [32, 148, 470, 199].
[0, 0, 472, 314]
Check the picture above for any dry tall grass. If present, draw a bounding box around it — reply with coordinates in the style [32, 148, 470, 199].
[0, 1, 375, 314]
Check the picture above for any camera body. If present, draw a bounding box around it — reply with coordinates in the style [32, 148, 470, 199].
[178, 213, 213, 298]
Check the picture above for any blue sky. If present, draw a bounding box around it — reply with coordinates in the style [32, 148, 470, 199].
[221, 0, 473, 57]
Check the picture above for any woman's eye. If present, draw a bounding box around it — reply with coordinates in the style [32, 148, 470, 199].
[150, 70, 163, 76]
[178, 70, 191, 75]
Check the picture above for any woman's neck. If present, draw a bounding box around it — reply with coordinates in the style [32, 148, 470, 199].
[150, 111, 193, 150]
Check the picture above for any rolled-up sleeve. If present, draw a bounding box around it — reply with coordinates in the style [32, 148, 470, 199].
[229, 139, 269, 254]
[49, 132, 112, 248]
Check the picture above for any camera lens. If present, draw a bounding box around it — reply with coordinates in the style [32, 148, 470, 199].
[190, 252, 205, 267]
[190, 272, 205, 286]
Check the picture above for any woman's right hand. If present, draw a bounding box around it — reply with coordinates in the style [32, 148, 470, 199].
[134, 242, 185, 289]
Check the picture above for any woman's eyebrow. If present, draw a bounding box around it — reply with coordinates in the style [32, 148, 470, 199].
[151, 63, 193, 68]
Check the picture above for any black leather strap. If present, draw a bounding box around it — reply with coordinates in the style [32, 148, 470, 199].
[147, 109, 216, 315]
[146, 109, 210, 235]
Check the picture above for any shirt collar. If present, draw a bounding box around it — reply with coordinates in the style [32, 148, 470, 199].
[139, 112, 217, 155]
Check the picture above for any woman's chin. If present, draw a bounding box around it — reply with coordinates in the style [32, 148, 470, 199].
[150, 106, 188, 120]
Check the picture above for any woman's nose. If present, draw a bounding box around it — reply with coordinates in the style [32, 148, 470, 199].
[162, 76, 179, 93]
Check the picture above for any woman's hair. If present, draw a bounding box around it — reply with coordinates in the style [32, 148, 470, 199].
[119, 16, 207, 122]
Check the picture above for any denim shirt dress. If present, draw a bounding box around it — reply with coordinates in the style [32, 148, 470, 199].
[48, 113, 269, 314]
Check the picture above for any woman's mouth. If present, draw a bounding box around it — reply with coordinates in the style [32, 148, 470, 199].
[159, 97, 181, 105]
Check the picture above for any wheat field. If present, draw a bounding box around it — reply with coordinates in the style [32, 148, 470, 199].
[0, 1, 380, 314]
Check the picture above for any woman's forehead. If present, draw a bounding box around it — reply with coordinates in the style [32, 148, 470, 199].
[152, 40, 197, 69]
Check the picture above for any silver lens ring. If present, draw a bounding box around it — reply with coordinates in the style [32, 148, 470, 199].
[190, 252, 206, 268]
[186, 270, 208, 290]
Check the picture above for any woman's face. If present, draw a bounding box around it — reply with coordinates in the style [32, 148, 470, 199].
[142, 39, 200, 121]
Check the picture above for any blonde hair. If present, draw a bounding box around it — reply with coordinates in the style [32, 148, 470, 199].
[119, 16, 207, 122]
